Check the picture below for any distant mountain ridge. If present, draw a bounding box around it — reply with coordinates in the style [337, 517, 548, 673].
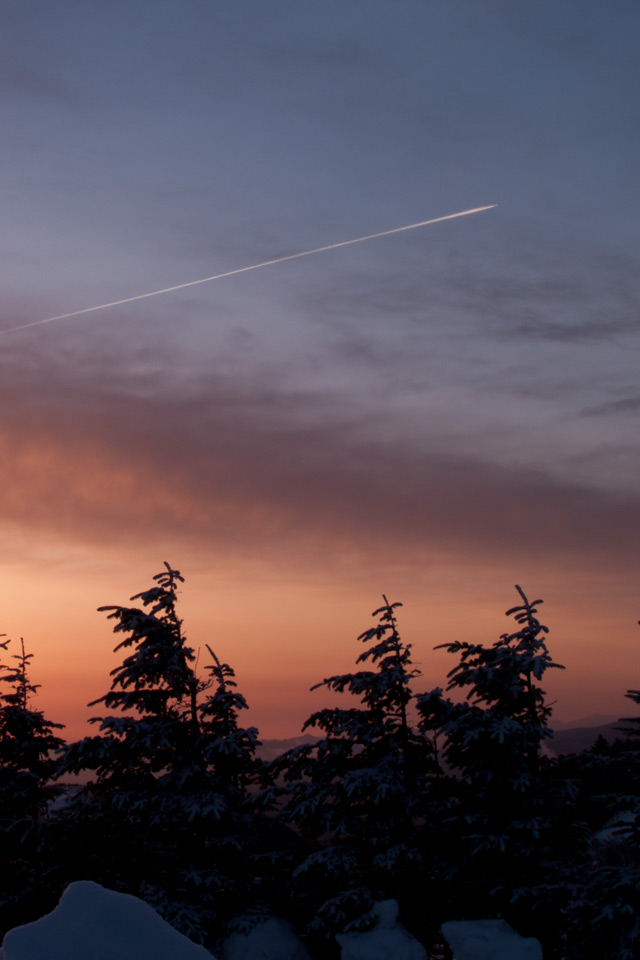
[258, 716, 630, 762]
[552, 714, 618, 730]
[256, 734, 319, 763]
[546, 720, 622, 757]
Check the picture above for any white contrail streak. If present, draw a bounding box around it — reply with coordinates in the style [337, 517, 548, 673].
[1, 204, 497, 335]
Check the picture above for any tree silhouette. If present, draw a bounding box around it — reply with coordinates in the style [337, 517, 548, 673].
[60, 563, 263, 945]
[417, 586, 571, 932]
[0, 636, 65, 934]
[269, 596, 435, 936]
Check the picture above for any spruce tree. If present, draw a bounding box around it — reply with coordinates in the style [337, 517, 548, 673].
[616, 681, 640, 844]
[0, 636, 65, 933]
[416, 586, 572, 937]
[269, 596, 434, 937]
[62, 563, 200, 810]
[60, 563, 263, 945]
[558, 626, 640, 960]
[198, 644, 261, 797]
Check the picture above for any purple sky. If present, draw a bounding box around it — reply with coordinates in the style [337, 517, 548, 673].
[1, 1, 639, 734]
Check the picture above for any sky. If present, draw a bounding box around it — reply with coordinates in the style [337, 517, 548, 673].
[1, 0, 639, 739]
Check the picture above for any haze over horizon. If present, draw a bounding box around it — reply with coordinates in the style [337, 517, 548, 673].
[1, 1, 639, 739]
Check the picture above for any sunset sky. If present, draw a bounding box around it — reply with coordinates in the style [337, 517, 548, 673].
[1, 1, 639, 740]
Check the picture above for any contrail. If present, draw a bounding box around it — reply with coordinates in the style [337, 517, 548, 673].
[1, 204, 497, 335]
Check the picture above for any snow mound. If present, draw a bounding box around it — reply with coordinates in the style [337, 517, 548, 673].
[441, 919, 542, 960]
[223, 917, 311, 960]
[336, 900, 426, 960]
[1, 880, 216, 960]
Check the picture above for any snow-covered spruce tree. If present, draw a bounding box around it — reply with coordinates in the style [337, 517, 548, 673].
[554, 627, 640, 960]
[560, 661, 640, 853]
[416, 586, 574, 941]
[198, 643, 262, 796]
[0, 636, 65, 933]
[268, 596, 435, 938]
[59, 563, 264, 945]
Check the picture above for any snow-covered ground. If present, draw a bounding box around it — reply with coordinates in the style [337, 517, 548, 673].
[441, 919, 543, 960]
[223, 917, 312, 960]
[1, 882, 545, 960]
[1, 882, 216, 960]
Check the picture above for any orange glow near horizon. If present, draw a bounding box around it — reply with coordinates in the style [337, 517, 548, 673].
[4, 549, 637, 744]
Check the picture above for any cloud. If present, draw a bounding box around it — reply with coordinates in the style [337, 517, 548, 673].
[581, 395, 640, 417]
[0, 343, 637, 576]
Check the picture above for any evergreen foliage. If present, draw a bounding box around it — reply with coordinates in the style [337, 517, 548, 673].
[553, 621, 640, 959]
[0, 636, 65, 934]
[269, 596, 435, 936]
[198, 643, 262, 795]
[417, 586, 574, 932]
[59, 563, 264, 945]
[614, 648, 640, 846]
[61, 564, 200, 821]
[2, 569, 640, 957]
[0, 637, 65, 819]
